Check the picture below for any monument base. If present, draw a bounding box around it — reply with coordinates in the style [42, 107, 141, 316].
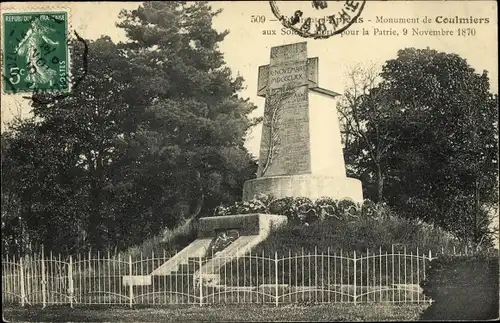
[242, 174, 363, 204]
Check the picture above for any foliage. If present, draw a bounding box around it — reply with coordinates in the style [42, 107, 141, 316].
[253, 204, 464, 256]
[339, 48, 499, 248]
[120, 218, 197, 261]
[419, 252, 499, 320]
[1, 2, 258, 257]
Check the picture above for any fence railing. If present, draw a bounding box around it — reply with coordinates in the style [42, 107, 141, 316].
[2, 246, 452, 307]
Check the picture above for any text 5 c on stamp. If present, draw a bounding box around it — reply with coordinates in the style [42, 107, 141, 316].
[2, 11, 69, 94]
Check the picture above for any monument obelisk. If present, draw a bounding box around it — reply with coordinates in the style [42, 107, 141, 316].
[242, 42, 363, 203]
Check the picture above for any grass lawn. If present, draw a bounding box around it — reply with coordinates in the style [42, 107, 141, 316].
[3, 303, 428, 322]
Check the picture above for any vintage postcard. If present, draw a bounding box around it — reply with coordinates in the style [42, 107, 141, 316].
[1, 1, 498, 322]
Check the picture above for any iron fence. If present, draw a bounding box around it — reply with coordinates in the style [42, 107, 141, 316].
[2, 245, 458, 307]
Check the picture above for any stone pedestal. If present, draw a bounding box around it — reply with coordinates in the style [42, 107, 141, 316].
[243, 174, 363, 203]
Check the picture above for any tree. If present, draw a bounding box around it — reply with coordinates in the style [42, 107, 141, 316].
[2, 36, 141, 255]
[1, 2, 259, 256]
[116, 1, 258, 222]
[340, 48, 499, 247]
[337, 64, 400, 203]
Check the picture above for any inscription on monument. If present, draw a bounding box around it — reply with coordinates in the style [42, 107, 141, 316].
[257, 57, 319, 97]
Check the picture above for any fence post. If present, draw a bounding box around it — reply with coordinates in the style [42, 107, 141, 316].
[427, 250, 433, 305]
[41, 250, 47, 309]
[353, 251, 357, 305]
[68, 256, 74, 308]
[128, 255, 133, 308]
[275, 251, 279, 307]
[19, 257, 25, 307]
[199, 253, 203, 307]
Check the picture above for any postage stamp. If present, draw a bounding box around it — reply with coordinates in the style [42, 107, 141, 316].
[2, 11, 69, 94]
[269, 0, 365, 39]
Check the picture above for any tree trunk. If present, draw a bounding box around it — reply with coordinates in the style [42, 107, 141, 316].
[87, 153, 105, 252]
[474, 178, 481, 246]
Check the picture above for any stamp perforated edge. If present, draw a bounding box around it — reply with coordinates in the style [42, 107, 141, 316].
[1, 6, 73, 96]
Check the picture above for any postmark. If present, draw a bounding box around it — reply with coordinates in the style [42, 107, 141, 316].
[269, 0, 365, 39]
[2, 11, 69, 94]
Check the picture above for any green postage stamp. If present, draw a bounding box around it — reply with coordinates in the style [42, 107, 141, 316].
[2, 11, 69, 93]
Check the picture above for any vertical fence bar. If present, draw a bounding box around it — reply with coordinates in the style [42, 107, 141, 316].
[33, 253, 38, 304]
[256, 250, 260, 303]
[76, 253, 80, 305]
[308, 250, 311, 301]
[353, 251, 356, 305]
[294, 251, 299, 302]
[237, 251, 240, 304]
[334, 250, 337, 303]
[360, 249, 363, 298]
[69, 256, 74, 308]
[243, 252, 247, 303]
[275, 252, 278, 307]
[327, 247, 331, 304]
[391, 245, 394, 304]
[249, 250, 253, 303]
[288, 249, 291, 303]
[321, 251, 324, 303]
[140, 252, 144, 304]
[58, 253, 62, 305]
[88, 251, 92, 304]
[347, 250, 350, 303]
[41, 249, 46, 308]
[372, 249, 375, 303]
[128, 255, 133, 308]
[20, 257, 25, 307]
[404, 246, 407, 303]
[107, 251, 111, 305]
[379, 247, 382, 302]
[398, 248, 401, 302]
[416, 248, 420, 303]
[97, 251, 101, 304]
[427, 250, 432, 304]
[262, 250, 265, 304]
[301, 248, 304, 302]
[199, 253, 203, 307]
[314, 247, 318, 302]
[281, 252, 284, 304]
[118, 253, 122, 305]
[49, 251, 53, 305]
[410, 251, 413, 303]
[340, 249, 343, 303]
[366, 249, 369, 303]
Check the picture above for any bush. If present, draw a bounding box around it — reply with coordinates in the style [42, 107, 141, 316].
[253, 209, 465, 256]
[419, 252, 499, 320]
[212, 195, 371, 225]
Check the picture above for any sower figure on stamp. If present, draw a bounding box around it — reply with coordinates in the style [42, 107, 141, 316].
[15, 18, 59, 86]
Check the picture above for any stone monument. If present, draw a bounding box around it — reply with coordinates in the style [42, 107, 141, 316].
[242, 42, 363, 203]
